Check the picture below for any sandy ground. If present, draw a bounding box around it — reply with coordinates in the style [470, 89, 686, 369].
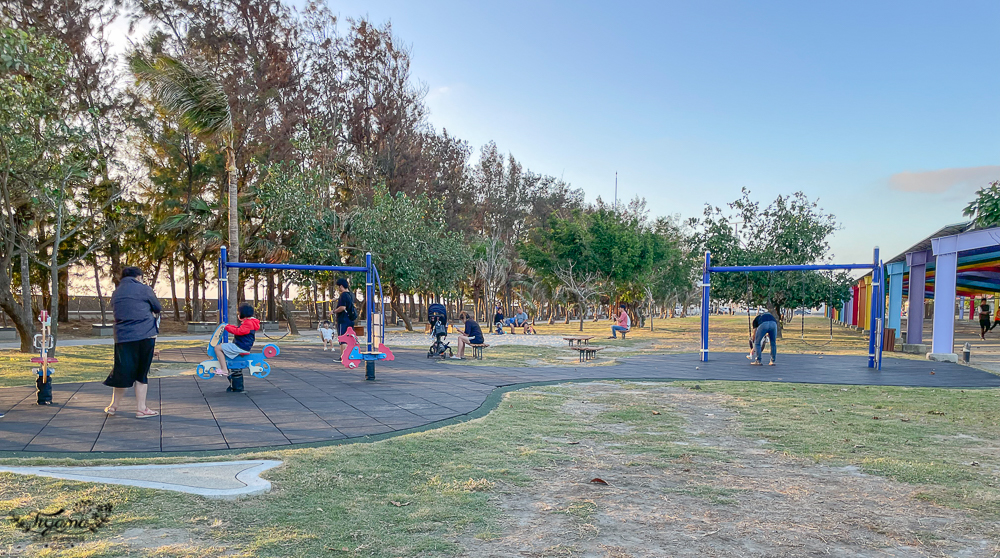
[461, 383, 999, 558]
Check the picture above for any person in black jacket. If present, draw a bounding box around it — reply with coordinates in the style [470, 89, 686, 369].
[103, 267, 162, 418]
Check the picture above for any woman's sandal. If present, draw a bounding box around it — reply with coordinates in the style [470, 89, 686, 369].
[104, 406, 116, 416]
[135, 408, 160, 419]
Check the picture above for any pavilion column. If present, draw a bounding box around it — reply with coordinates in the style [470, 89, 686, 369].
[929, 246, 958, 361]
[862, 276, 872, 332]
[905, 250, 929, 345]
[886, 262, 904, 339]
[851, 284, 860, 326]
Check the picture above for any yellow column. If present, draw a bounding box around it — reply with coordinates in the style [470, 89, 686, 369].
[864, 276, 873, 331]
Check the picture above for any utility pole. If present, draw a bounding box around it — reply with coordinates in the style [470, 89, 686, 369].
[614, 172, 618, 212]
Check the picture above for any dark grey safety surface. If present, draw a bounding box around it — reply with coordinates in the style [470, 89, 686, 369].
[1, 348, 997, 454]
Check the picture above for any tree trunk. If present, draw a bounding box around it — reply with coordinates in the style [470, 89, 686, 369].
[57, 267, 68, 323]
[768, 303, 784, 338]
[0, 249, 34, 352]
[200, 259, 208, 321]
[190, 259, 201, 322]
[168, 257, 180, 321]
[579, 303, 585, 332]
[276, 282, 300, 336]
[93, 257, 107, 325]
[266, 271, 276, 322]
[226, 146, 240, 326]
[183, 260, 192, 321]
[390, 284, 412, 331]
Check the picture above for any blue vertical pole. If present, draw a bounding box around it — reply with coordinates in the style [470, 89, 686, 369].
[219, 246, 228, 342]
[868, 247, 880, 368]
[365, 252, 375, 380]
[700, 251, 711, 362]
[365, 252, 373, 353]
[877, 260, 885, 370]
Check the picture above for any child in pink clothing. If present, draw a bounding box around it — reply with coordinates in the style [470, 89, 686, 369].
[609, 303, 630, 339]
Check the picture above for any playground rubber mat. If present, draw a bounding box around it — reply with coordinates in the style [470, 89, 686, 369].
[0, 348, 996, 454]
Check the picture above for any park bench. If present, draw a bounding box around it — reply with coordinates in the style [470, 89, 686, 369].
[563, 336, 594, 347]
[470, 343, 489, 360]
[571, 346, 604, 362]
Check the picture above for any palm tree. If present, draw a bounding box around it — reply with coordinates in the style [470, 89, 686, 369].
[130, 54, 240, 321]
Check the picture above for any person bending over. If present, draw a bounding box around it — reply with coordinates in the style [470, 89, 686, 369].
[453, 312, 484, 360]
[215, 304, 261, 376]
[751, 311, 778, 366]
[609, 304, 630, 339]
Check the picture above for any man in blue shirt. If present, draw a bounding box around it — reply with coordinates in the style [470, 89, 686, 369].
[453, 312, 484, 360]
[751, 312, 778, 366]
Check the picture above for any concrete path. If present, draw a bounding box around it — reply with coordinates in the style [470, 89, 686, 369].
[0, 348, 997, 454]
[0, 460, 281, 499]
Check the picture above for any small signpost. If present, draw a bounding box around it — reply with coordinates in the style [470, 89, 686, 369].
[31, 311, 57, 405]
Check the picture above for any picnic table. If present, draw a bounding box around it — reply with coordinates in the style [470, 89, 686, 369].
[563, 336, 595, 347]
[570, 346, 604, 362]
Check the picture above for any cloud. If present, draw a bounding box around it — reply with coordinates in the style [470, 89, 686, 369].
[888, 166, 1000, 194]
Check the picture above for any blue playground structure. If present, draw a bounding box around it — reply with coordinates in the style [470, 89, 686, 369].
[196, 323, 280, 379]
[216, 248, 391, 380]
[699, 248, 885, 369]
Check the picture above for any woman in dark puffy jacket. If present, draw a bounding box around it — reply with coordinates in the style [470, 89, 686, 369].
[103, 267, 162, 418]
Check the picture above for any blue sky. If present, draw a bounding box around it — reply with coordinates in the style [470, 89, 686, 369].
[323, 1, 1000, 267]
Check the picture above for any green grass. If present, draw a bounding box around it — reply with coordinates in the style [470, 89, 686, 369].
[0, 341, 208, 388]
[680, 381, 1000, 516]
[0, 383, 702, 557]
[2, 379, 999, 556]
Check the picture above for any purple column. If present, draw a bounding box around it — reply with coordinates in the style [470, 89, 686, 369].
[905, 250, 930, 345]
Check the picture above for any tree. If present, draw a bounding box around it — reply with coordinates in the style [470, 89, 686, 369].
[0, 26, 121, 349]
[697, 189, 840, 336]
[350, 188, 467, 331]
[130, 54, 240, 321]
[963, 181, 1000, 228]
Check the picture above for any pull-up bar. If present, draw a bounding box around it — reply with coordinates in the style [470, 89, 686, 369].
[227, 262, 368, 273]
[218, 247, 386, 380]
[708, 263, 875, 273]
[699, 247, 885, 370]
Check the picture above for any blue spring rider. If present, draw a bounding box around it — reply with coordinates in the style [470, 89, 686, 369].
[196, 324, 279, 380]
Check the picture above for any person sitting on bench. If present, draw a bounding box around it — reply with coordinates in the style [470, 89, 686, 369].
[609, 303, 630, 339]
[506, 308, 529, 332]
[215, 304, 261, 376]
[453, 312, 484, 360]
[493, 305, 505, 335]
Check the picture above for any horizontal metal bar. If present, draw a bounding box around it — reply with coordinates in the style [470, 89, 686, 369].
[708, 263, 875, 272]
[226, 262, 368, 272]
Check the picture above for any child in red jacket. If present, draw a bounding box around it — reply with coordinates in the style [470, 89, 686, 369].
[214, 304, 261, 376]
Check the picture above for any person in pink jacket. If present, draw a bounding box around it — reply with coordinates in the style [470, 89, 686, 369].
[609, 303, 630, 339]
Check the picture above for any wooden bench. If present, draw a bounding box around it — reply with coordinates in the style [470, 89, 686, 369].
[470, 343, 489, 360]
[571, 346, 604, 362]
[563, 336, 595, 347]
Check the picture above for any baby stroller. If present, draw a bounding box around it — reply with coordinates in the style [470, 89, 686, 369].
[427, 303, 452, 359]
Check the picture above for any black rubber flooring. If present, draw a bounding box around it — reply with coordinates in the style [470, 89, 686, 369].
[0, 348, 997, 454]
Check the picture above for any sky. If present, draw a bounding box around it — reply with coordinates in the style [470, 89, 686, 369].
[316, 0, 1000, 270]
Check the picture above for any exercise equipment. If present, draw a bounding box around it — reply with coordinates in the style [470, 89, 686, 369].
[700, 247, 884, 369]
[218, 248, 394, 380]
[196, 324, 280, 380]
[31, 311, 57, 405]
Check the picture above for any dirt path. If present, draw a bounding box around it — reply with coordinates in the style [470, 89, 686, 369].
[461, 383, 999, 557]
